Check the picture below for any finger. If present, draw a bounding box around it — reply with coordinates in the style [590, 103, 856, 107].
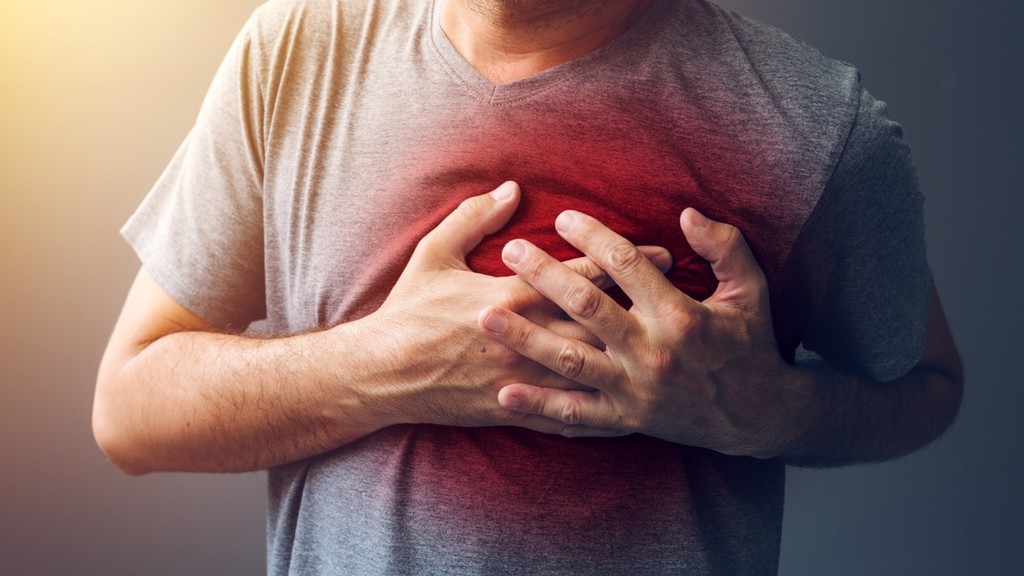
[639, 246, 674, 275]
[500, 239, 637, 348]
[561, 245, 673, 290]
[542, 318, 605, 351]
[679, 208, 768, 303]
[479, 305, 617, 388]
[497, 384, 626, 434]
[415, 181, 521, 266]
[495, 408, 626, 439]
[554, 210, 694, 316]
[532, 367, 598, 393]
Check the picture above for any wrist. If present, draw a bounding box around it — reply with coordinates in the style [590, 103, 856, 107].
[319, 317, 408, 436]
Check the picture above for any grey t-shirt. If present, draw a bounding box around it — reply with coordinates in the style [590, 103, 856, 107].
[123, 0, 932, 574]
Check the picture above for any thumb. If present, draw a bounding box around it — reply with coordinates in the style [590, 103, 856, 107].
[680, 208, 768, 304]
[416, 181, 521, 267]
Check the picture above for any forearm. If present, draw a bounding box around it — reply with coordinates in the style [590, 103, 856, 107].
[95, 187, 600, 475]
[93, 318, 397, 475]
[762, 291, 964, 467]
[481, 210, 964, 464]
[768, 354, 963, 467]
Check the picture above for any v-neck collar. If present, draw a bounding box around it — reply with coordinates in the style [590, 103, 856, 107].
[429, 0, 669, 105]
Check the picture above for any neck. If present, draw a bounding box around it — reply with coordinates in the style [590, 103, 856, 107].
[440, 0, 654, 84]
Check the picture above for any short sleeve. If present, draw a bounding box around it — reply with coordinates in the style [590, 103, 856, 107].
[791, 87, 933, 382]
[122, 13, 267, 330]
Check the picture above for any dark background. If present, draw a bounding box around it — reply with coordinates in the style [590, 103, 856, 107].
[1, 0, 1020, 573]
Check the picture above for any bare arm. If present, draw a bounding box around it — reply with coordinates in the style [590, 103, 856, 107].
[770, 291, 962, 466]
[480, 209, 963, 466]
[94, 268, 393, 475]
[94, 184, 667, 475]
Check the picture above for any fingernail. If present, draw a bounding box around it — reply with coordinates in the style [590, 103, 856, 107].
[503, 395, 523, 410]
[651, 250, 672, 271]
[503, 240, 526, 265]
[481, 309, 508, 334]
[490, 181, 516, 201]
[555, 211, 578, 234]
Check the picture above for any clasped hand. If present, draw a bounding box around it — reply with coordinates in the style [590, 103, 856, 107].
[478, 207, 800, 458]
[368, 182, 673, 436]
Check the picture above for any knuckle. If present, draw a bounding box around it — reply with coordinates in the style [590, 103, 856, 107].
[421, 197, 479, 246]
[667, 307, 701, 345]
[554, 342, 586, 379]
[646, 346, 676, 378]
[518, 253, 548, 283]
[571, 259, 607, 286]
[562, 282, 602, 319]
[558, 400, 584, 426]
[690, 305, 713, 336]
[605, 241, 646, 275]
[505, 323, 533, 351]
[720, 223, 745, 250]
[455, 194, 485, 219]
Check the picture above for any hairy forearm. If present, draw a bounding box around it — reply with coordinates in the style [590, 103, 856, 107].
[94, 188, 607, 475]
[93, 319, 394, 475]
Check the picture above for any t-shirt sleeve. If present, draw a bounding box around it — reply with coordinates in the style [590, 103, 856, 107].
[121, 13, 267, 330]
[793, 86, 933, 382]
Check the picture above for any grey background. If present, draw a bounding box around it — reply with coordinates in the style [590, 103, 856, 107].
[0, 0, 1020, 574]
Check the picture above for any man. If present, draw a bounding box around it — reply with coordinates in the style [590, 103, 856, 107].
[94, 0, 963, 574]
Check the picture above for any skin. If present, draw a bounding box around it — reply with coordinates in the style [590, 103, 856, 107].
[440, 0, 655, 83]
[443, 0, 963, 467]
[94, 0, 665, 475]
[479, 209, 963, 466]
[93, 183, 669, 473]
[94, 0, 963, 474]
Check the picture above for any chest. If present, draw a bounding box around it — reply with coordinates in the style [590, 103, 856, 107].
[260, 77, 807, 335]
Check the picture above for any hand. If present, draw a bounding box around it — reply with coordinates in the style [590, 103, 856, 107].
[478, 208, 802, 457]
[363, 182, 673, 435]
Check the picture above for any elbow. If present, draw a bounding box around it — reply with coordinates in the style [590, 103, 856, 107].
[92, 374, 152, 477]
[92, 409, 149, 477]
